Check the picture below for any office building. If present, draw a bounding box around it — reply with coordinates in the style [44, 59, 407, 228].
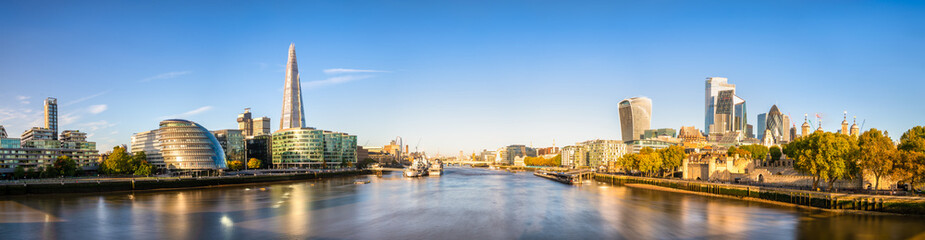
[157, 119, 227, 170]
[0, 125, 6, 138]
[213, 129, 245, 164]
[253, 117, 271, 136]
[704, 77, 747, 135]
[271, 128, 356, 168]
[625, 139, 677, 154]
[619, 97, 652, 141]
[756, 113, 767, 140]
[583, 140, 626, 169]
[21, 127, 55, 142]
[130, 130, 165, 168]
[644, 128, 677, 140]
[44, 97, 58, 140]
[238, 108, 272, 137]
[765, 105, 788, 144]
[237, 108, 253, 136]
[245, 135, 272, 167]
[280, 43, 306, 130]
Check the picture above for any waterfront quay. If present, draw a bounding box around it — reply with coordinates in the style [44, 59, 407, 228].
[593, 173, 925, 215]
[0, 169, 365, 196]
[2, 167, 924, 239]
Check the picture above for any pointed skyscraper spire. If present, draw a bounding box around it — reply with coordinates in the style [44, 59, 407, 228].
[281, 43, 306, 130]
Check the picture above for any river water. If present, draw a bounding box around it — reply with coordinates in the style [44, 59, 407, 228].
[1, 167, 924, 239]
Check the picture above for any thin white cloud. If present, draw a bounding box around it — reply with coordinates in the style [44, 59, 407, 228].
[323, 68, 389, 74]
[88, 104, 108, 114]
[160, 106, 213, 119]
[63, 91, 109, 106]
[305, 75, 373, 88]
[16, 96, 30, 105]
[79, 120, 117, 131]
[60, 112, 81, 125]
[140, 71, 192, 82]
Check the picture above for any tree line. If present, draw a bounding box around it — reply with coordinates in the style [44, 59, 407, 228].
[785, 126, 925, 191]
[524, 154, 561, 167]
[617, 145, 687, 177]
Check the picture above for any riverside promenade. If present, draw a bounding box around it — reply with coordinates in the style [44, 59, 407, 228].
[594, 173, 925, 215]
[0, 169, 368, 196]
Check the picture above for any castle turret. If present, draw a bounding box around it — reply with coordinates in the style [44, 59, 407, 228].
[841, 111, 849, 135]
[801, 114, 811, 137]
[850, 116, 860, 137]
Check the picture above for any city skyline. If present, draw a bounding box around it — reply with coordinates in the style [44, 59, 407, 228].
[2, 1, 925, 154]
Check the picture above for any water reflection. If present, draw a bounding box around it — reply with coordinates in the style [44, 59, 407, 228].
[0, 167, 923, 239]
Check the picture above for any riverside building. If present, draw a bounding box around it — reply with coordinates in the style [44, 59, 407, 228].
[618, 97, 652, 141]
[0, 97, 100, 173]
[158, 119, 227, 170]
[270, 43, 358, 168]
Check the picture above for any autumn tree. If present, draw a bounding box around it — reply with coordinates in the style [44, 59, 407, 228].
[786, 132, 859, 191]
[247, 158, 262, 169]
[657, 145, 687, 178]
[228, 160, 244, 171]
[896, 126, 925, 190]
[857, 128, 897, 189]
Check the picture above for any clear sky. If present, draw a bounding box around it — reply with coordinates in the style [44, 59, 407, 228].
[2, 0, 924, 155]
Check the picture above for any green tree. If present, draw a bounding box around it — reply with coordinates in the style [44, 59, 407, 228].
[134, 161, 153, 176]
[53, 155, 78, 177]
[898, 126, 925, 153]
[247, 158, 262, 169]
[739, 145, 769, 161]
[228, 160, 244, 171]
[102, 146, 133, 174]
[787, 132, 859, 191]
[769, 146, 782, 164]
[657, 145, 687, 178]
[356, 158, 377, 169]
[857, 128, 897, 189]
[726, 146, 738, 156]
[13, 166, 26, 179]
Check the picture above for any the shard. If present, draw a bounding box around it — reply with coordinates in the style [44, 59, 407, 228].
[280, 43, 306, 130]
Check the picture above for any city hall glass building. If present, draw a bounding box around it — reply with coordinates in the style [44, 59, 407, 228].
[157, 119, 227, 170]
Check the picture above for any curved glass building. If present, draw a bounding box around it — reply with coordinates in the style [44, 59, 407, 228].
[157, 119, 227, 170]
[619, 97, 652, 142]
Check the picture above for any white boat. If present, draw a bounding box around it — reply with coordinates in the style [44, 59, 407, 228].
[404, 158, 426, 177]
[428, 159, 444, 176]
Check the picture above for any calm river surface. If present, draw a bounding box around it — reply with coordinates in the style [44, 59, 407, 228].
[1, 167, 924, 239]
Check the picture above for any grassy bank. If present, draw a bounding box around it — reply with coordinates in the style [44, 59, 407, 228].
[0, 170, 369, 196]
[595, 173, 925, 215]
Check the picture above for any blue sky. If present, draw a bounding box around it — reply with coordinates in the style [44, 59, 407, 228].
[1, 1, 924, 155]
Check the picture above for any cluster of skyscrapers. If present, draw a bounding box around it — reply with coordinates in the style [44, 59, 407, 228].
[512, 76, 861, 170]
[129, 43, 357, 171]
[0, 98, 100, 173]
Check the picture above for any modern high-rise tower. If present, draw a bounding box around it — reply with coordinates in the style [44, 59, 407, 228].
[618, 97, 652, 142]
[44, 97, 58, 140]
[704, 77, 746, 135]
[280, 43, 305, 130]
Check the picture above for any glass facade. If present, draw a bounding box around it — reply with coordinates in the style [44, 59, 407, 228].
[619, 97, 652, 142]
[272, 128, 356, 168]
[157, 119, 227, 170]
[130, 130, 165, 167]
[213, 129, 245, 164]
